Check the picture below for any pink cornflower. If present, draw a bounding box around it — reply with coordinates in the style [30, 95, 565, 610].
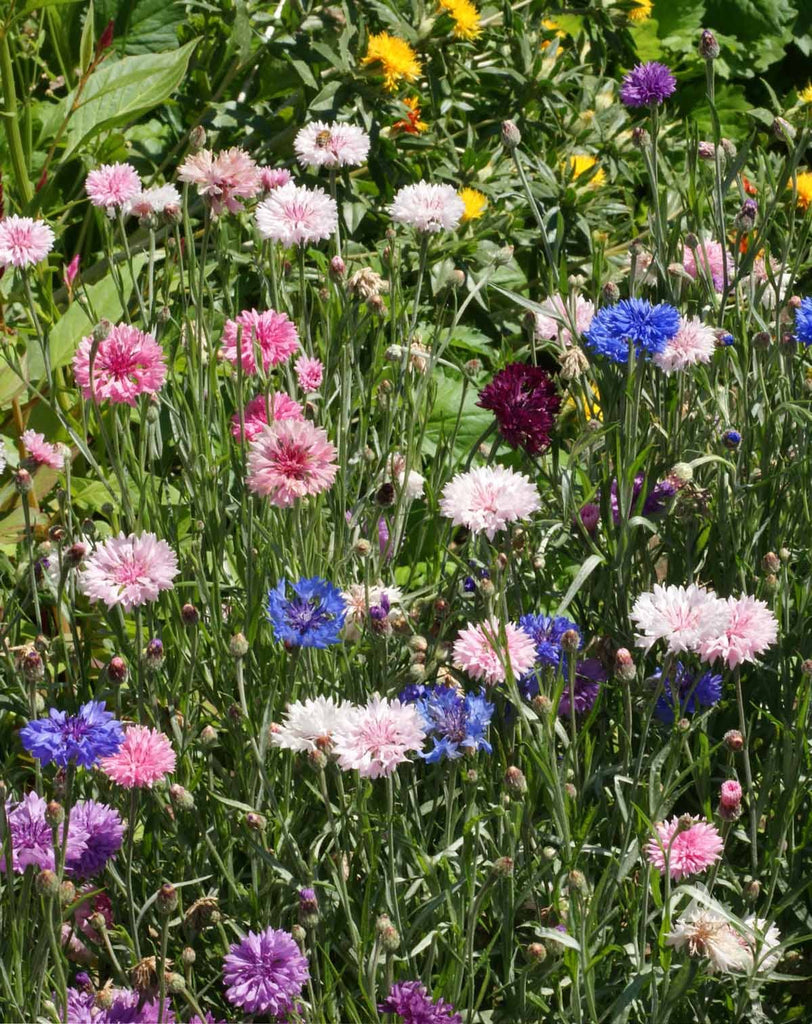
[452, 619, 537, 686]
[630, 583, 728, 655]
[231, 392, 304, 442]
[719, 780, 742, 814]
[682, 239, 733, 293]
[332, 695, 426, 778]
[653, 315, 716, 374]
[255, 182, 338, 246]
[220, 309, 299, 375]
[99, 725, 175, 788]
[79, 532, 179, 611]
[64, 254, 80, 291]
[294, 121, 370, 169]
[0, 216, 55, 268]
[389, 181, 465, 233]
[124, 184, 181, 218]
[260, 167, 293, 191]
[21, 430, 64, 470]
[85, 163, 142, 212]
[295, 355, 324, 393]
[247, 419, 338, 506]
[178, 147, 261, 215]
[439, 465, 540, 540]
[645, 815, 723, 881]
[699, 594, 778, 670]
[533, 294, 595, 345]
[73, 324, 167, 405]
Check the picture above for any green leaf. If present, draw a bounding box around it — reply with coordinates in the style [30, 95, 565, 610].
[423, 372, 493, 460]
[80, 0, 95, 74]
[555, 554, 604, 616]
[95, 0, 185, 55]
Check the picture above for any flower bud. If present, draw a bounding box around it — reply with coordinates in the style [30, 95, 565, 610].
[229, 632, 249, 659]
[200, 724, 218, 747]
[63, 542, 87, 568]
[718, 779, 743, 821]
[14, 469, 32, 494]
[298, 887, 320, 929]
[329, 255, 346, 277]
[36, 868, 60, 897]
[802, 659, 812, 676]
[21, 649, 45, 682]
[772, 117, 795, 144]
[180, 947, 196, 968]
[504, 766, 527, 797]
[45, 800, 64, 827]
[169, 784, 195, 811]
[564, 783, 577, 800]
[181, 603, 199, 627]
[245, 812, 265, 831]
[602, 281, 620, 304]
[745, 879, 761, 901]
[567, 869, 588, 894]
[291, 923, 307, 945]
[724, 729, 744, 751]
[492, 856, 514, 877]
[59, 880, 76, 907]
[493, 245, 515, 266]
[527, 941, 547, 963]
[376, 913, 401, 951]
[92, 319, 112, 343]
[761, 551, 780, 574]
[699, 29, 720, 59]
[614, 647, 636, 683]
[107, 656, 128, 684]
[631, 127, 650, 150]
[501, 120, 521, 149]
[697, 141, 716, 161]
[157, 883, 178, 915]
[143, 638, 164, 671]
[560, 629, 580, 654]
[670, 462, 693, 485]
[188, 125, 206, 151]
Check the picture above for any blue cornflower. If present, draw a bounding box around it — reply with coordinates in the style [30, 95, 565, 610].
[410, 684, 494, 762]
[518, 614, 581, 668]
[20, 700, 123, 769]
[722, 429, 741, 449]
[795, 297, 812, 345]
[654, 662, 722, 723]
[585, 299, 680, 363]
[267, 577, 346, 648]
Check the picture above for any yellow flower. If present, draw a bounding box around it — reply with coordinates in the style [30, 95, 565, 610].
[628, 0, 653, 22]
[392, 96, 428, 134]
[567, 154, 606, 188]
[541, 18, 567, 48]
[459, 188, 487, 221]
[561, 383, 602, 421]
[800, 83, 812, 104]
[438, 0, 481, 40]
[362, 33, 422, 92]
[792, 171, 812, 210]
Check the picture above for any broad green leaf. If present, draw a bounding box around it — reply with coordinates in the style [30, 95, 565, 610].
[95, 0, 184, 54]
[0, 352, 29, 409]
[423, 371, 493, 460]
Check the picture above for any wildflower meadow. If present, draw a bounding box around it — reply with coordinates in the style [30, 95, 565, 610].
[2, 0, 812, 1021]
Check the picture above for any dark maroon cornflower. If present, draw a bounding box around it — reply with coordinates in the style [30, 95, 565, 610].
[379, 981, 462, 1024]
[558, 658, 606, 717]
[477, 363, 561, 455]
[620, 62, 677, 108]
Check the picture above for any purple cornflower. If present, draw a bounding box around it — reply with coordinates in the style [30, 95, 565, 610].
[477, 363, 561, 455]
[1, 792, 89, 873]
[620, 62, 677, 108]
[379, 981, 462, 1024]
[557, 658, 606, 716]
[518, 614, 581, 668]
[654, 662, 722, 723]
[610, 474, 676, 523]
[102, 990, 175, 1022]
[222, 926, 309, 1016]
[66, 800, 125, 878]
[20, 700, 123, 769]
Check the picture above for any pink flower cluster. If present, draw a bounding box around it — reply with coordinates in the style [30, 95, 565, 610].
[178, 147, 261, 215]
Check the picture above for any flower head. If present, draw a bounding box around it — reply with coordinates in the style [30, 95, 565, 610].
[630, 583, 728, 655]
[246, 419, 337, 506]
[699, 594, 778, 670]
[411, 684, 494, 761]
[792, 170, 812, 210]
[620, 62, 677, 108]
[667, 904, 753, 973]
[653, 315, 716, 373]
[220, 308, 299, 375]
[534, 294, 595, 345]
[341, 582, 402, 639]
[260, 166, 293, 190]
[98, 989, 176, 1022]
[271, 695, 354, 753]
[124, 184, 181, 218]
[332, 695, 426, 777]
[645, 816, 723, 880]
[628, 0, 653, 20]
[230, 392, 304, 442]
[79, 532, 179, 612]
[795, 297, 812, 344]
[1, 792, 88, 873]
[438, 0, 481, 39]
[99, 725, 176, 788]
[294, 355, 324, 392]
[566, 154, 605, 187]
[390, 181, 465, 233]
[0, 216, 55, 267]
[654, 662, 722, 723]
[73, 324, 167, 405]
[392, 97, 428, 134]
[85, 163, 142, 212]
[255, 181, 338, 246]
[452, 619, 537, 686]
[267, 576, 346, 648]
[477, 363, 561, 455]
[223, 927, 309, 1016]
[743, 915, 782, 973]
[682, 239, 733, 292]
[585, 299, 680, 363]
[379, 980, 462, 1023]
[20, 700, 123, 768]
[66, 800, 125, 877]
[178, 147, 261, 215]
[518, 614, 581, 668]
[557, 658, 606, 716]
[362, 33, 422, 91]
[459, 187, 487, 221]
[294, 121, 370, 169]
[21, 430, 65, 470]
[440, 465, 540, 540]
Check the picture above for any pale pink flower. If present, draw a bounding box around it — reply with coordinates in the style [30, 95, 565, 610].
[630, 583, 728, 655]
[231, 392, 304, 442]
[533, 294, 595, 345]
[21, 430, 64, 470]
[645, 816, 723, 880]
[124, 184, 181, 218]
[99, 725, 175, 788]
[255, 182, 338, 246]
[260, 167, 293, 190]
[271, 696, 355, 753]
[742, 915, 782, 973]
[452, 619, 537, 686]
[85, 163, 142, 212]
[294, 121, 370, 169]
[440, 465, 540, 540]
[247, 419, 338, 506]
[667, 904, 753, 974]
[389, 181, 465, 233]
[73, 324, 167, 405]
[79, 532, 179, 611]
[332, 695, 426, 778]
[699, 594, 778, 670]
[220, 309, 299, 375]
[682, 239, 733, 292]
[654, 315, 716, 374]
[341, 583, 403, 639]
[178, 147, 261, 215]
[294, 355, 324, 393]
[0, 216, 55, 268]
[389, 454, 425, 500]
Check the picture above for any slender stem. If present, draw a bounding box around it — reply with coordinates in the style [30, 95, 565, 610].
[126, 789, 142, 960]
[0, 30, 33, 203]
[735, 672, 759, 873]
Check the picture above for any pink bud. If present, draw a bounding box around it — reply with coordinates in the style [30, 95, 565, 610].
[64, 254, 80, 290]
[720, 779, 742, 809]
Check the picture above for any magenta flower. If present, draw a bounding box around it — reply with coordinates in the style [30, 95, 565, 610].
[379, 981, 462, 1023]
[79, 531, 179, 612]
[620, 62, 677, 108]
[644, 815, 723, 881]
[230, 392, 304, 442]
[699, 595, 778, 670]
[65, 800, 125, 877]
[0, 216, 55, 268]
[247, 419, 338, 506]
[64, 254, 80, 290]
[255, 181, 338, 246]
[220, 308, 299, 375]
[99, 725, 176, 788]
[178, 147, 261, 215]
[73, 324, 167, 405]
[477, 363, 561, 455]
[332, 695, 426, 778]
[21, 430, 64, 470]
[85, 163, 142, 212]
[295, 354, 324, 393]
[452, 619, 537, 686]
[222, 927, 309, 1016]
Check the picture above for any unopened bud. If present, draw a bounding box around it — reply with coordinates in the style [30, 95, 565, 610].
[772, 117, 795, 144]
[45, 801, 64, 827]
[36, 868, 60, 897]
[298, 887, 320, 928]
[21, 649, 44, 682]
[14, 469, 32, 494]
[59, 880, 76, 907]
[560, 629, 580, 654]
[564, 783, 577, 799]
[64, 542, 87, 567]
[631, 127, 650, 150]
[504, 765, 527, 797]
[107, 656, 128, 684]
[144, 638, 164, 671]
[724, 729, 744, 751]
[567, 869, 587, 893]
[493, 245, 514, 266]
[698, 141, 716, 161]
[169, 784, 195, 811]
[245, 812, 265, 831]
[329, 255, 346, 277]
[698, 29, 720, 59]
[745, 879, 761, 901]
[527, 941, 547, 963]
[602, 281, 620, 304]
[762, 551, 780, 574]
[200, 724, 218, 747]
[614, 647, 636, 683]
[291, 923, 307, 944]
[229, 632, 249, 659]
[501, 120, 521, 149]
[181, 603, 199, 627]
[376, 913, 401, 951]
[157, 883, 178, 914]
[188, 125, 206, 151]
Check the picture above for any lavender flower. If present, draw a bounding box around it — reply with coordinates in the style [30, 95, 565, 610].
[66, 800, 125, 878]
[620, 62, 677, 108]
[20, 700, 123, 769]
[222, 927, 309, 1016]
[379, 981, 462, 1023]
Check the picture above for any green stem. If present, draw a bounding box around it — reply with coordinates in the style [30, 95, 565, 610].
[0, 29, 33, 203]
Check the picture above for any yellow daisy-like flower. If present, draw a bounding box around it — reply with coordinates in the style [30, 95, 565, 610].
[567, 154, 606, 188]
[799, 82, 812, 104]
[792, 171, 812, 210]
[438, 0, 482, 39]
[628, 0, 653, 22]
[561, 383, 602, 421]
[541, 17, 567, 48]
[459, 188, 487, 221]
[362, 32, 422, 92]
